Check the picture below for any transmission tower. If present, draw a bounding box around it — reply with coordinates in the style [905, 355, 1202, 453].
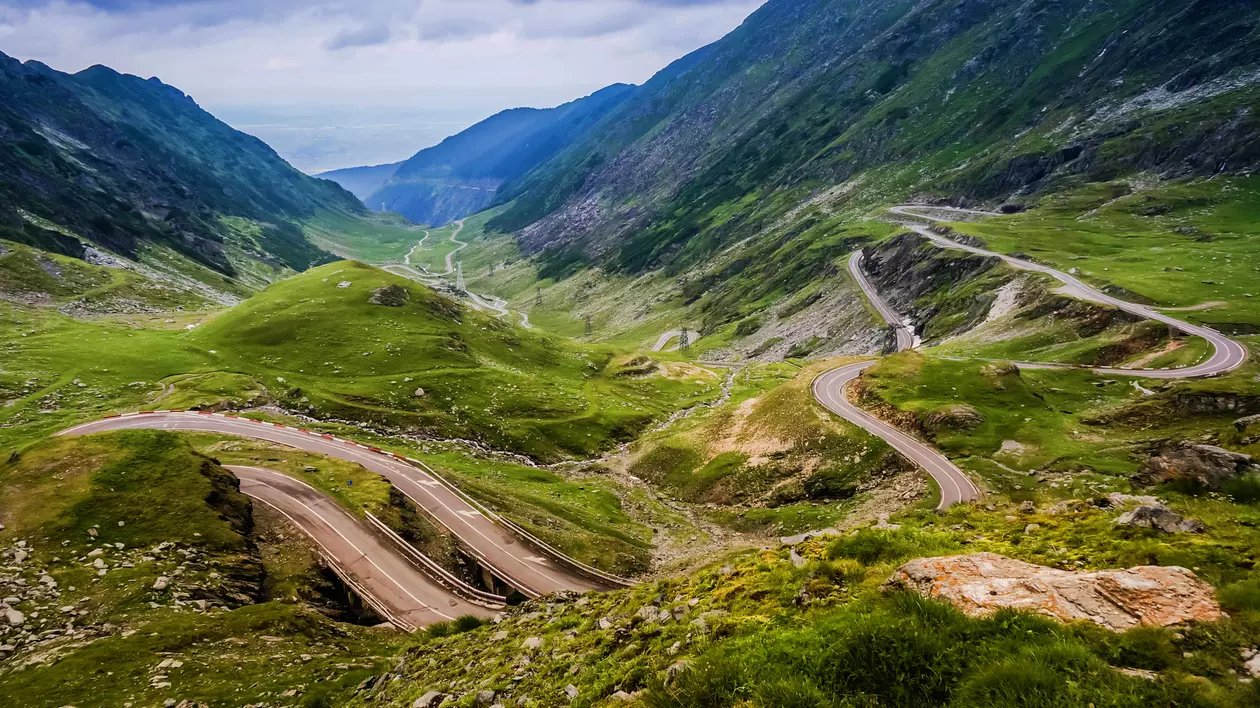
[535, 287, 543, 308]
[679, 327, 691, 353]
[585, 315, 593, 336]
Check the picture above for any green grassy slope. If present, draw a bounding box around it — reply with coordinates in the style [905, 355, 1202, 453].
[188, 261, 720, 460]
[355, 492, 1260, 708]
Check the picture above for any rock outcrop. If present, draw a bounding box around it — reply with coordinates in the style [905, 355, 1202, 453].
[886, 553, 1221, 631]
[924, 404, 984, 432]
[1132, 442, 1255, 489]
[369, 285, 410, 307]
[1115, 506, 1204, 533]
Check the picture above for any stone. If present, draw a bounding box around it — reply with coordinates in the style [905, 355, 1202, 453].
[413, 691, 446, 708]
[4, 609, 24, 626]
[1245, 654, 1260, 679]
[521, 636, 543, 650]
[1024, 524, 1040, 534]
[610, 691, 633, 702]
[474, 690, 496, 706]
[1133, 442, 1254, 490]
[153, 577, 170, 591]
[1234, 414, 1260, 432]
[924, 404, 984, 431]
[1018, 501, 1036, 514]
[563, 685, 578, 701]
[1115, 506, 1204, 533]
[414, 388, 426, 398]
[369, 285, 410, 307]
[872, 514, 901, 531]
[789, 549, 807, 569]
[885, 552, 1222, 632]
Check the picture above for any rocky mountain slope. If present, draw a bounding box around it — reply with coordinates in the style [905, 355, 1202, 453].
[0, 51, 365, 280]
[488, 0, 1260, 278]
[324, 84, 635, 226]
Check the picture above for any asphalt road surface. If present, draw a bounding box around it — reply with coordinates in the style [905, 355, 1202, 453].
[232, 465, 495, 629]
[889, 205, 1249, 379]
[817, 252, 980, 509]
[849, 251, 916, 352]
[57, 413, 614, 598]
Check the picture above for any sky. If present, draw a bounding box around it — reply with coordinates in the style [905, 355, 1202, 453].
[0, 0, 765, 171]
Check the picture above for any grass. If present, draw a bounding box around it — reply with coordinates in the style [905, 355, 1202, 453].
[0, 239, 215, 312]
[622, 359, 911, 535]
[0, 260, 722, 462]
[859, 350, 1260, 497]
[304, 209, 427, 264]
[352, 488, 1260, 708]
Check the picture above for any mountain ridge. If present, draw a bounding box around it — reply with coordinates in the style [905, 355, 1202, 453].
[0, 50, 365, 278]
[323, 83, 636, 226]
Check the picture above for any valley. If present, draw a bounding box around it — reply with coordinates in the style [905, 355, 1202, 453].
[4, 0, 1260, 705]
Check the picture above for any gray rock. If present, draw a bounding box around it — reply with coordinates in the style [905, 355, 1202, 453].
[475, 689, 496, 706]
[789, 549, 807, 569]
[1133, 443, 1254, 490]
[610, 691, 633, 702]
[153, 576, 170, 591]
[1244, 653, 1260, 679]
[563, 685, 578, 701]
[413, 691, 447, 708]
[1234, 414, 1260, 432]
[4, 609, 24, 627]
[521, 636, 543, 650]
[1116, 506, 1204, 533]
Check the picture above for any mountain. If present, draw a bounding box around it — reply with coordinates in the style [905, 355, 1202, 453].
[317, 161, 401, 201]
[0, 51, 365, 278]
[489, 0, 1260, 274]
[325, 84, 635, 226]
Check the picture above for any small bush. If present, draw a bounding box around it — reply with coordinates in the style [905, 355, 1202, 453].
[1219, 577, 1260, 613]
[826, 529, 951, 566]
[735, 316, 763, 337]
[425, 615, 484, 638]
[1223, 474, 1260, 504]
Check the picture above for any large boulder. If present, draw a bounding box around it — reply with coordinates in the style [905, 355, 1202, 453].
[1132, 442, 1254, 489]
[886, 552, 1221, 631]
[1115, 505, 1204, 533]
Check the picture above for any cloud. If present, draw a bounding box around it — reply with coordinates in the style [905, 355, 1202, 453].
[0, 0, 765, 111]
[324, 23, 390, 50]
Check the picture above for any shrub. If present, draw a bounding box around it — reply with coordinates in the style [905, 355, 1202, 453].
[735, 316, 763, 337]
[1219, 577, 1260, 613]
[1223, 474, 1260, 504]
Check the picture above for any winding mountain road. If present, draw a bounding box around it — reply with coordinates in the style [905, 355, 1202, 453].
[57, 412, 623, 600]
[889, 205, 1249, 379]
[813, 251, 980, 509]
[232, 465, 498, 630]
[812, 204, 1250, 510]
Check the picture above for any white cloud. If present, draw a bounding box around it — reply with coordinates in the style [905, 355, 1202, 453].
[0, 0, 765, 110]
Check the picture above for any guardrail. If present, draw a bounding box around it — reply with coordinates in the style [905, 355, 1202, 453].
[494, 516, 634, 590]
[364, 512, 508, 609]
[61, 411, 639, 597]
[398, 455, 633, 590]
[321, 553, 417, 633]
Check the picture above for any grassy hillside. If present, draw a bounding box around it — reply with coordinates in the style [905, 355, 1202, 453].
[188, 261, 721, 460]
[354, 490, 1260, 708]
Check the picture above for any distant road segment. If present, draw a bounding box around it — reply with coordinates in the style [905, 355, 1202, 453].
[889, 205, 1249, 379]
